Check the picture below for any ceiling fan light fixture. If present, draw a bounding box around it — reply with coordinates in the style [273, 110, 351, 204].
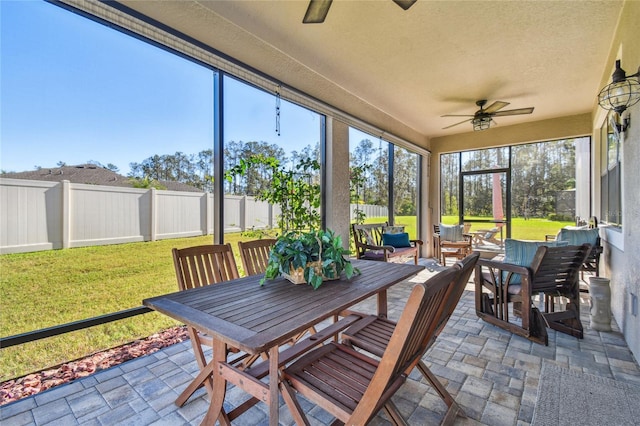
[598, 60, 640, 114]
[473, 116, 491, 131]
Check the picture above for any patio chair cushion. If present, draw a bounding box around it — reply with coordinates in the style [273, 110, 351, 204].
[557, 228, 599, 246]
[504, 238, 569, 283]
[440, 223, 464, 242]
[484, 227, 499, 239]
[382, 225, 405, 234]
[382, 232, 411, 248]
[361, 228, 376, 246]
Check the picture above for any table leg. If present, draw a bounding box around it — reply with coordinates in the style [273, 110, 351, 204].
[201, 339, 230, 426]
[176, 327, 214, 407]
[377, 289, 388, 318]
[268, 345, 280, 426]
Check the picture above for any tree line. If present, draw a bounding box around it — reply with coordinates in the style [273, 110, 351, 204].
[440, 139, 577, 220]
[124, 138, 419, 220]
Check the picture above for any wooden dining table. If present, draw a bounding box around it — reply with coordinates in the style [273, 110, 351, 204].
[143, 259, 424, 425]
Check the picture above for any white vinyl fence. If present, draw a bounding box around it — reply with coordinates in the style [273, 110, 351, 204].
[0, 178, 387, 254]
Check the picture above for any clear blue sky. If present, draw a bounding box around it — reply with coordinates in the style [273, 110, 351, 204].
[1, 1, 323, 176]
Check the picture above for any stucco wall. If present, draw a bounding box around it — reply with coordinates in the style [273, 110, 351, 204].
[595, 0, 640, 363]
[325, 118, 352, 246]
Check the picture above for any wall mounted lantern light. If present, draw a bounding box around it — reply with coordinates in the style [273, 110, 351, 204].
[597, 60, 640, 115]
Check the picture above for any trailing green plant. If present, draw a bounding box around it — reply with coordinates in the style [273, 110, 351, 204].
[261, 229, 360, 289]
[350, 164, 370, 225]
[225, 154, 321, 232]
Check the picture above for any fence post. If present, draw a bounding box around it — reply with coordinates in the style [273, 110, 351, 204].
[269, 202, 273, 229]
[62, 180, 70, 249]
[208, 193, 214, 235]
[241, 195, 247, 232]
[150, 188, 156, 242]
[201, 193, 208, 236]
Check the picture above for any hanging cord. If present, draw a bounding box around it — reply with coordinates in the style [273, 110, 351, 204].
[275, 86, 281, 136]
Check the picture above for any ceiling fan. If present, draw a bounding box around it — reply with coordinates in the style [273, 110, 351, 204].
[303, 0, 417, 24]
[441, 100, 535, 131]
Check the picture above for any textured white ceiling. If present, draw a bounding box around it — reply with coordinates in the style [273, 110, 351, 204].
[119, 0, 623, 140]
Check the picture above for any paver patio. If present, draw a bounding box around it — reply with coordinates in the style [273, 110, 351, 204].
[1, 258, 639, 425]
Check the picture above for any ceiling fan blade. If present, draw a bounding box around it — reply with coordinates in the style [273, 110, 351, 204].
[393, 0, 417, 10]
[483, 101, 509, 114]
[303, 0, 333, 24]
[492, 107, 534, 117]
[442, 118, 472, 129]
[441, 114, 475, 117]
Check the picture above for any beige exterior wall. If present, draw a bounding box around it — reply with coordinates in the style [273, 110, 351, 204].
[593, 0, 640, 362]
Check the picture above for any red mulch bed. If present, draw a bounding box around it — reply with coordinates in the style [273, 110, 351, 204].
[0, 326, 189, 406]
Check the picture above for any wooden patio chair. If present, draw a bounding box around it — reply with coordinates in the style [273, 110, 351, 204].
[341, 252, 480, 425]
[545, 216, 603, 282]
[474, 243, 591, 345]
[433, 224, 441, 259]
[470, 227, 502, 247]
[352, 222, 422, 265]
[238, 238, 317, 342]
[237, 238, 277, 276]
[581, 216, 603, 279]
[436, 223, 473, 266]
[280, 266, 463, 426]
[171, 243, 254, 406]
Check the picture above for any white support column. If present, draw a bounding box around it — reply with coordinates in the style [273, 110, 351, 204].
[324, 117, 351, 248]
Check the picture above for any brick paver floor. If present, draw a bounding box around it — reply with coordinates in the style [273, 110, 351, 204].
[2, 258, 639, 425]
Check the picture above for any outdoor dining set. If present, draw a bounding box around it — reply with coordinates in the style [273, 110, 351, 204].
[143, 219, 601, 425]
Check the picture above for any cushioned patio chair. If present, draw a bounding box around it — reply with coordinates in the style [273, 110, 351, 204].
[545, 216, 603, 280]
[352, 222, 423, 265]
[437, 223, 472, 266]
[470, 227, 502, 247]
[474, 241, 591, 345]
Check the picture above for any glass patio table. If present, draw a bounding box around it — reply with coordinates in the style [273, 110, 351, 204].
[143, 259, 424, 425]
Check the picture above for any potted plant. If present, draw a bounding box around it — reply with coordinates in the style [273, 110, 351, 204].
[261, 229, 360, 289]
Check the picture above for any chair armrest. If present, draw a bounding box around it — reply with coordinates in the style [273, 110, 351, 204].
[359, 243, 396, 253]
[410, 239, 424, 246]
[476, 258, 531, 288]
[476, 258, 529, 274]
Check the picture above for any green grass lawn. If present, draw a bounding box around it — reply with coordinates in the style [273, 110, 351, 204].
[441, 216, 572, 241]
[0, 217, 569, 381]
[0, 233, 255, 382]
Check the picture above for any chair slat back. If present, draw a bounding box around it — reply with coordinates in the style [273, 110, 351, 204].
[172, 244, 239, 291]
[529, 244, 591, 294]
[238, 239, 277, 276]
[437, 252, 479, 334]
[352, 222, 388, 245]
[350, 266, 462, 422]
